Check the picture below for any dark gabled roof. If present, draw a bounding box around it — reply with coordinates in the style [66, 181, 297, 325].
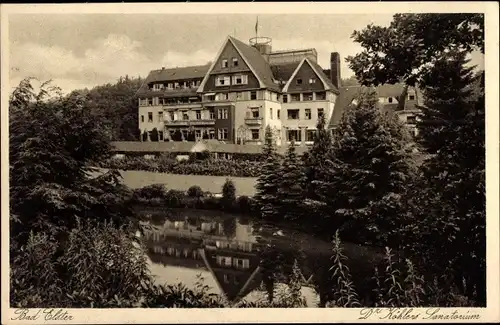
[229, 37, 281, 92]
[308, 59, 339, 94]
[270, 62, 300, 85]
[328, 86, 371, 127]
[137, 64, 210, 95]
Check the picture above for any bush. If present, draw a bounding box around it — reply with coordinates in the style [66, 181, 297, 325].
[236, 195, 254, 214]
[221, 179, 236, 211]
[133, 184, 167, 200]
[165, 190, 186, 208]
[187, 185, 204, 198]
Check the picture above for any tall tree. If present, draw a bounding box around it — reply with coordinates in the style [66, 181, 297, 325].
[277, 139, 306, 222]
[315, 91, 416, 246]
[402, 54, 486, 304]
[304, 114, 332, 200]
[9, 78, 146, 307]
[346, 14, 484, 87]
[255, 126, 282, 221]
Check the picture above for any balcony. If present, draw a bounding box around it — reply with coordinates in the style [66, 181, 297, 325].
[244, 117, 263, 125]
[164, 119, 216, 126]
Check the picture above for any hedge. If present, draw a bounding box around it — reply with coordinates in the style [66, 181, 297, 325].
[131, 183, 259, 215]
[99, 155, 262, 177]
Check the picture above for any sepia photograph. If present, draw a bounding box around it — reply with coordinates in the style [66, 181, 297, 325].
[1, 2, 499, 323]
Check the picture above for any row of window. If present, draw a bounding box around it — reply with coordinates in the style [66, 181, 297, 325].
[140, 108, 229, 123]
[139, 91, 331, 107]
[151, 245, 202, 260]
[221, 57, 239, 69]
[151, 79, 201, 91]
[215, 74, 249, 87]
[295, 78, 316, 85]
[286, 108, 324, 120]
[215, 255, 250, 269]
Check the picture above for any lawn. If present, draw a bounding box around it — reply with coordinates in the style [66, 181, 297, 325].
[94, 168, 258, 196]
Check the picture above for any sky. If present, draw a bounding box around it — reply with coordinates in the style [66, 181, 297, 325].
[9, 13, 485, 94]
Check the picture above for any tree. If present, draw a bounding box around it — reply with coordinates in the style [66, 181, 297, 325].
[221, 178, 236, 210]
[277, 139, 306, 222]
[171, 129, 183, 142]
[142, 130, 148, 142]
[254, 126, 282, 221]
[346, 14, 484, 88]
[303, 114, 332, 200]
[341, 76, 360, 87]
[401, 54, 486, 304]
[136, 128, 142, 141]
[150, 128, 159, 142]
[314, 90, 416, 246]
[9, 78, 145, 307]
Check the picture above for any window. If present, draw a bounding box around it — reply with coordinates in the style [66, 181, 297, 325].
[287, 129, 302, 142]
[236, 92, 243, 100]
[250, 91, 257, 100]
[409, 94, 415, 100]
[195, 129, 201, 139]
[232, 58, 239, 67]
[167, 83, 173, 90]
[318, 108, 324, 118]
[195, 110, 201, 120]
[316, 92, 326, 100]
[148, 98, 153, 106]
[249, 107, 259, 118]
[216, 76, 231, 86]
[159, 131, 164, 141]
[216, 256, 232, 267]
[153, 83, 163, 91]
[407, 116, 416, 124]
[306, 129, 315, 142]
[277, 109, 280, 119]
[233, 258, 250, 269]
[158, 112, 163, 122]
[222, 59, 228, 68]
[174, 82, 179, 89]
[287, 109, 299, 120]
[309, 78, 316, 84]
[283, 95, 288, 103]
[291, 94, 300, 102]
[304, 93, 313, 101]
[296, 78, 303, 85]
[218, 128, 228, 140]
[218, 108, 228, 119]
[233, 75, 248, 85]
[169, 111, 175, 121]
[141, 115, 144, 123]
[388, 97, 393, 103]
[251, 129, 260, 140]
[182, 112, 189, 120]
[208, 129, 216, 139]
[269, 107, 273, 119]
[209, 110, 215, 120]
[148, 112, 153, 122]
[224, 274, 231, 283]
[305, 108, 312, 120]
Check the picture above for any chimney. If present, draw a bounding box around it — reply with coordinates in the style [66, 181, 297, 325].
[330, 52, 341, 89]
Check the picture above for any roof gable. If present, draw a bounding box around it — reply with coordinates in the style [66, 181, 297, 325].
[282, 58, 338, 93]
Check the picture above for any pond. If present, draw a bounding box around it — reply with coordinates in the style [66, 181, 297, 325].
[139, 207, 385, 307]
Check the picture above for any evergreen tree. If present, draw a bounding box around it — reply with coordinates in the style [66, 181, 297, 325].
[255, 126, 282, 221]
[304, 114, 332, 200]
[221, 178, 236, 211]
[315, 90, 416, 245]
[277, 138, 306, 222]
[137, 128, 142, 141]
[404, 53, 486, 304]
[142, 130, 148, 142]
[150, 128, 159, 142]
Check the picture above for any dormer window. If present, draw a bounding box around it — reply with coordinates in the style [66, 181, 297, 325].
[232, 58, 239, 67]
[388, 97, 393, 103]
[409, 94, 415, 100]
[222, 59, 228, 68]
[309, 78, 316, 84]
[296, 78, 303, 85]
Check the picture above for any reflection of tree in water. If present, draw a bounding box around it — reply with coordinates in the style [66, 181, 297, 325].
[222, 217, 237, 238]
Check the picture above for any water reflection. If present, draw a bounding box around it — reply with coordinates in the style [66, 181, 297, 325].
[141, 208, 384, 306]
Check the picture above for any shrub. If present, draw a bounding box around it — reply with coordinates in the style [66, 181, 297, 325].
[133, 184, 167, 200]
[236, 195, 253, 214]
[164, 189, 186, 208]
[187, 185, 204, 198]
